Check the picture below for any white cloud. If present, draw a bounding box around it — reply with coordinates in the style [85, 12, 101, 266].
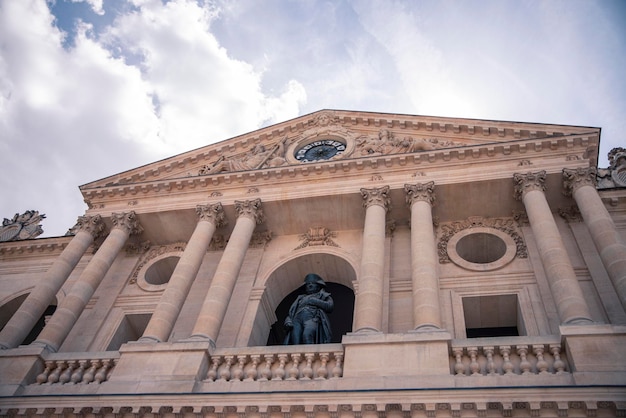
[0, 0, 306, 236]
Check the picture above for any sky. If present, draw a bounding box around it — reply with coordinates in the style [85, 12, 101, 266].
[1, 0, 625, 238]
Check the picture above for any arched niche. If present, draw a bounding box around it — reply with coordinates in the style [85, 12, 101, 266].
[0, 292, 57, 345]
[246, 250, 357, 347]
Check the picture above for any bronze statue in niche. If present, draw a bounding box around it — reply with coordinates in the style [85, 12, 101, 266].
[284, 274, 334, 345]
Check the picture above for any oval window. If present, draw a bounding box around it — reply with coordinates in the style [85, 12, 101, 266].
[447, 227, 516, 271]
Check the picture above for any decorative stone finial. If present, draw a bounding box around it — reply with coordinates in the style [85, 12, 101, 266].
[0, 210, 46, 242]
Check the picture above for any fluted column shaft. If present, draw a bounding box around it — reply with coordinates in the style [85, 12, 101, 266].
[34, 212, 142, 352]
[564, 167, 626, 312]
[140, 204, 226, 343]
[514, 171, 593, 324]
[405, 182, 442, 330]
[353, 186, 390, 333]
[190, 199, 263, 346]
[0, 215, 105, 349]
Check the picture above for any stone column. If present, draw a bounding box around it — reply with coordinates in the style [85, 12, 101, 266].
[353, 186, 390, 333]
[513, 171, 593, 324]
[0, 215, 105, 349]
[563, 167, 626, 312]
[189, 199, 264, 347]
[139, 204, 226, 343]
[405, 182, 442, 331]
[33, 211, 143, 352]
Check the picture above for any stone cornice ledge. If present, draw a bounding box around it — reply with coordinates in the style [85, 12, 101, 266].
[0, 236, 72, 257]
[81, 134, 595, 201]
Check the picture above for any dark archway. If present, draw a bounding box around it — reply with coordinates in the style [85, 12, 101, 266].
[0, 294, 57, 345]
[266, 282, 354, 345]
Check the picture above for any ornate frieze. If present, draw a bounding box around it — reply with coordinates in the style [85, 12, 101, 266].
[295, 226, 339, 250]
[405, 181, 435, 207]
[562, 167, 597, 196]
[513, 171, 546, 200]
[0, 210, 46, 242]
[111, 211, 143, 235]
[355, 128, 462, 158]
[197, 203, 227, 227]
[199, 138, 289, 174]
[361, 186, 391, 211]
[234, 199, 265, 224]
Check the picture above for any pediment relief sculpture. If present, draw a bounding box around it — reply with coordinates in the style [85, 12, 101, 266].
[597, 146, 626, 189]
[195, 127, 467, 175]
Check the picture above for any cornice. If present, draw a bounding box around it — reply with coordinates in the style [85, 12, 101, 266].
[82, 110, 599, 190]
[81, 134, 596, 206]
[0, 236, 72, 259]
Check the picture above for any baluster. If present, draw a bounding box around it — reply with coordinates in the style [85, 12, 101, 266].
[36, 361, 55, 384]
[483, 347, 496, 376]
[500, 346, 514, 375]
[94, 359, 112, 383]
[331, 352, 343, 379]
[259, 354, 274, 381]
[517, 346, 532, 375]
[453, 348, 465, 376]
[550, 345, 566, 374]
[533, 345, 549, 375]
[219, 355, 234, 381]
[245, 355, 261, 381]
[232, 355, 247, 381]
[71, 360, 88, 384]
[82, 360, 99, 384]
[272, 354, 288, 381]
[468, 347, 481, 376]
[288, 353, 301, 380]
[47, 361, 65, 384]
[59, 360, 76, 384]
[302, 353, 315, 380]
[106, 358, 117, 381]
[316, 352, 329, 380]
[206, 356, 221, 382]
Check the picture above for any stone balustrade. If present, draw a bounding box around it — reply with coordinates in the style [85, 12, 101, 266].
[450, 337, 568, 376]
[204, 344, 344, 382]
[33, 353, 119, 385]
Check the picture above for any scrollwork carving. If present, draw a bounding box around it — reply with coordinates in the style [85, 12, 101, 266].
[513, 171, 546, 200]
[197, 203, 227, 228]
[234, 198, 265, 224]
[361, 186, 391, 211]
[0, 210, 46, 242]
[562, 167, 597, 196]
[295, 226, 339, 250]
[111, 211, 143, 235]
[66, 214, 105, 239]
[437, 216, 527, 263]
[405, 181, 435, 207]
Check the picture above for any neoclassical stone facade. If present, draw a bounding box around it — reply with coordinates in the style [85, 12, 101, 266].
[0, 110, 625, 417]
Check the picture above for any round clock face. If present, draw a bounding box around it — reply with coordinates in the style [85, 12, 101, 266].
[295, 140, 346, 162]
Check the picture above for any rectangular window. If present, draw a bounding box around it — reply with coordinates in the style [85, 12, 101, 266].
[462, 294, 521, 338]
[106, 313, 151, 351]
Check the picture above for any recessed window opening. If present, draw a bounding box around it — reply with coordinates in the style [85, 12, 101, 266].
[145, 256, 179, 285]
[462, 294, 521, 338]
[106, 313, 151, 351]
[456, 232, 507, 264]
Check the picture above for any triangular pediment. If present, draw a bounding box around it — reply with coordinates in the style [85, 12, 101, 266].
[81, 109, 600, 191]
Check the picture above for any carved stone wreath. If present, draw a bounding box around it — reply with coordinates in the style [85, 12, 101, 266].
[437, 216, 527, 269]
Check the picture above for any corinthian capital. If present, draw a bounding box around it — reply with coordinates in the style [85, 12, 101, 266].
[361, 186, 391, 211]
[562, 167, 597, 196]
[68, 214, 105, 239]
[513, 171, 546, 201]
[197, 203, 227, 227]
[235, 198, 265, 224]
[404, 181, 435, 207]
[111, 211, 143, 235]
